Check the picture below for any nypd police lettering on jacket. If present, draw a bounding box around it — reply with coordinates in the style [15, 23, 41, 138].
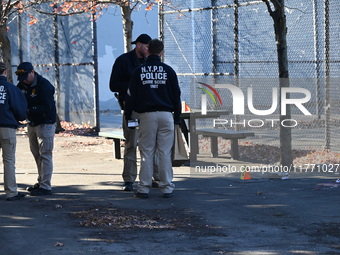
[0, 85, 6, 104]
[141, 66, 167, 87]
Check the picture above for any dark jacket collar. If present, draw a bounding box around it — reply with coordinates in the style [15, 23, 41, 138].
[146, 55, 161, 62]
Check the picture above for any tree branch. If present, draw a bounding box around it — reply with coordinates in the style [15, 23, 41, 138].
[262, 0, 283, 13]
[270, 0, 282, 9]
[34, 8, 88, 16]
[31, 0, 152, 17]
[262, 0, 274, 14]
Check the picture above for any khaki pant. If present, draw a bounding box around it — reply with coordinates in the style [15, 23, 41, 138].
[0, 127, 18, 198]
[137, 111, 175, 194]
[122, 113, 138, 182]
[27, 124, 56, 190]
[121, 112, 160, 183]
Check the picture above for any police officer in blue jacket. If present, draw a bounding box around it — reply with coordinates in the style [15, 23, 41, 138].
[16, 62, 57, 196]
[109, 34, 152, 191]
[125, 39, 181, 198]
[0, 62, 27, 201]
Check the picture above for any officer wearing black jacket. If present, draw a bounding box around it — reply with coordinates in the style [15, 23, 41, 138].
[0, 62, 27, 201]
[125, 39, 181, 198]
[16, 62, 57, 196]
[109, 34, 151, 191]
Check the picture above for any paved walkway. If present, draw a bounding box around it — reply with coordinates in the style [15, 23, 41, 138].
[0, 135, 339, 254]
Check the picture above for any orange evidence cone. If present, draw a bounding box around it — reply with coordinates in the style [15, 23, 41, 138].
[184, 102, 191, 112]
[240, 171, 252, 180]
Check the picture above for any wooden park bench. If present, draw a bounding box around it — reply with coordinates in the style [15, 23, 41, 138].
[194, 128, 255, 160]
[98, 131, 125, 159]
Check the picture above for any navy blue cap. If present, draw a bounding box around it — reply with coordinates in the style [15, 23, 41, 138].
[131, 34, 152, 44]
[15, 62, 34, 81]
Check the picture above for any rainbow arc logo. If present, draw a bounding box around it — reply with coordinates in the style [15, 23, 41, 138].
[197, 82, 222, 114]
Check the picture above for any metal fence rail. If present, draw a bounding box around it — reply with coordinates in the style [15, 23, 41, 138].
[160, 0, 340, 152]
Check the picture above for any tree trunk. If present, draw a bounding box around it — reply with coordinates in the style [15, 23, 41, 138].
[265, 0, 293, 166]
[0, 24, 13, 83]
[120, 5, 133, 53]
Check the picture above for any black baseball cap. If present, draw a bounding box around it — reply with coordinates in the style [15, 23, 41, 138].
[15, 62, 34, 81]
[131, 34, 152, 44]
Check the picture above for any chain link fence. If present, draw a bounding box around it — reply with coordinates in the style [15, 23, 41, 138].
[160, 0, 340, 154]
[8, 3, 99, 128]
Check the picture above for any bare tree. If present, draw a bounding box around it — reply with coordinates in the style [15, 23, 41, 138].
[1, 0, 22, 82]
[0, 0, 161, 83]
[263, 0, 293, 166]
[1, 0, 51, 82]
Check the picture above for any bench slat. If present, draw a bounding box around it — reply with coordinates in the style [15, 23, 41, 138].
[99, 131, 125, 140]
[99, 131, 125, 159]
[194, 128, 254, 160]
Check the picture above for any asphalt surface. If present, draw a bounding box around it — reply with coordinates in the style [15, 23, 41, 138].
[1, 135, 339, 255]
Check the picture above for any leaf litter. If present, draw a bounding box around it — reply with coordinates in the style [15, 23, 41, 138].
[199, 137, 339, 165]
[71, 207, 210, 231]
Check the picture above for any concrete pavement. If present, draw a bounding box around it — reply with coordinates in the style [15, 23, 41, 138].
[0, 134, 339, 254]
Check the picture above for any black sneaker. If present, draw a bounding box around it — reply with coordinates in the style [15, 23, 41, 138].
[134, 192, 149, 199]
[123, 182, 133, 191]
[30, 187, 52, 196]
[6, 192, 26, 201]
[163, 193, 173, 198]
[26, 183, 40, 192]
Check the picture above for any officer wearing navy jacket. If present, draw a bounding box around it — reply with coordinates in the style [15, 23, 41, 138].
[109, 34, 152, 191]
[0, 62, 27, 201]
[16, 62, 57, 196]
[125, 39, 181, 198]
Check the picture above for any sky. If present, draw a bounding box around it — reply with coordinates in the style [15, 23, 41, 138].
[97, 5, 158, 105]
